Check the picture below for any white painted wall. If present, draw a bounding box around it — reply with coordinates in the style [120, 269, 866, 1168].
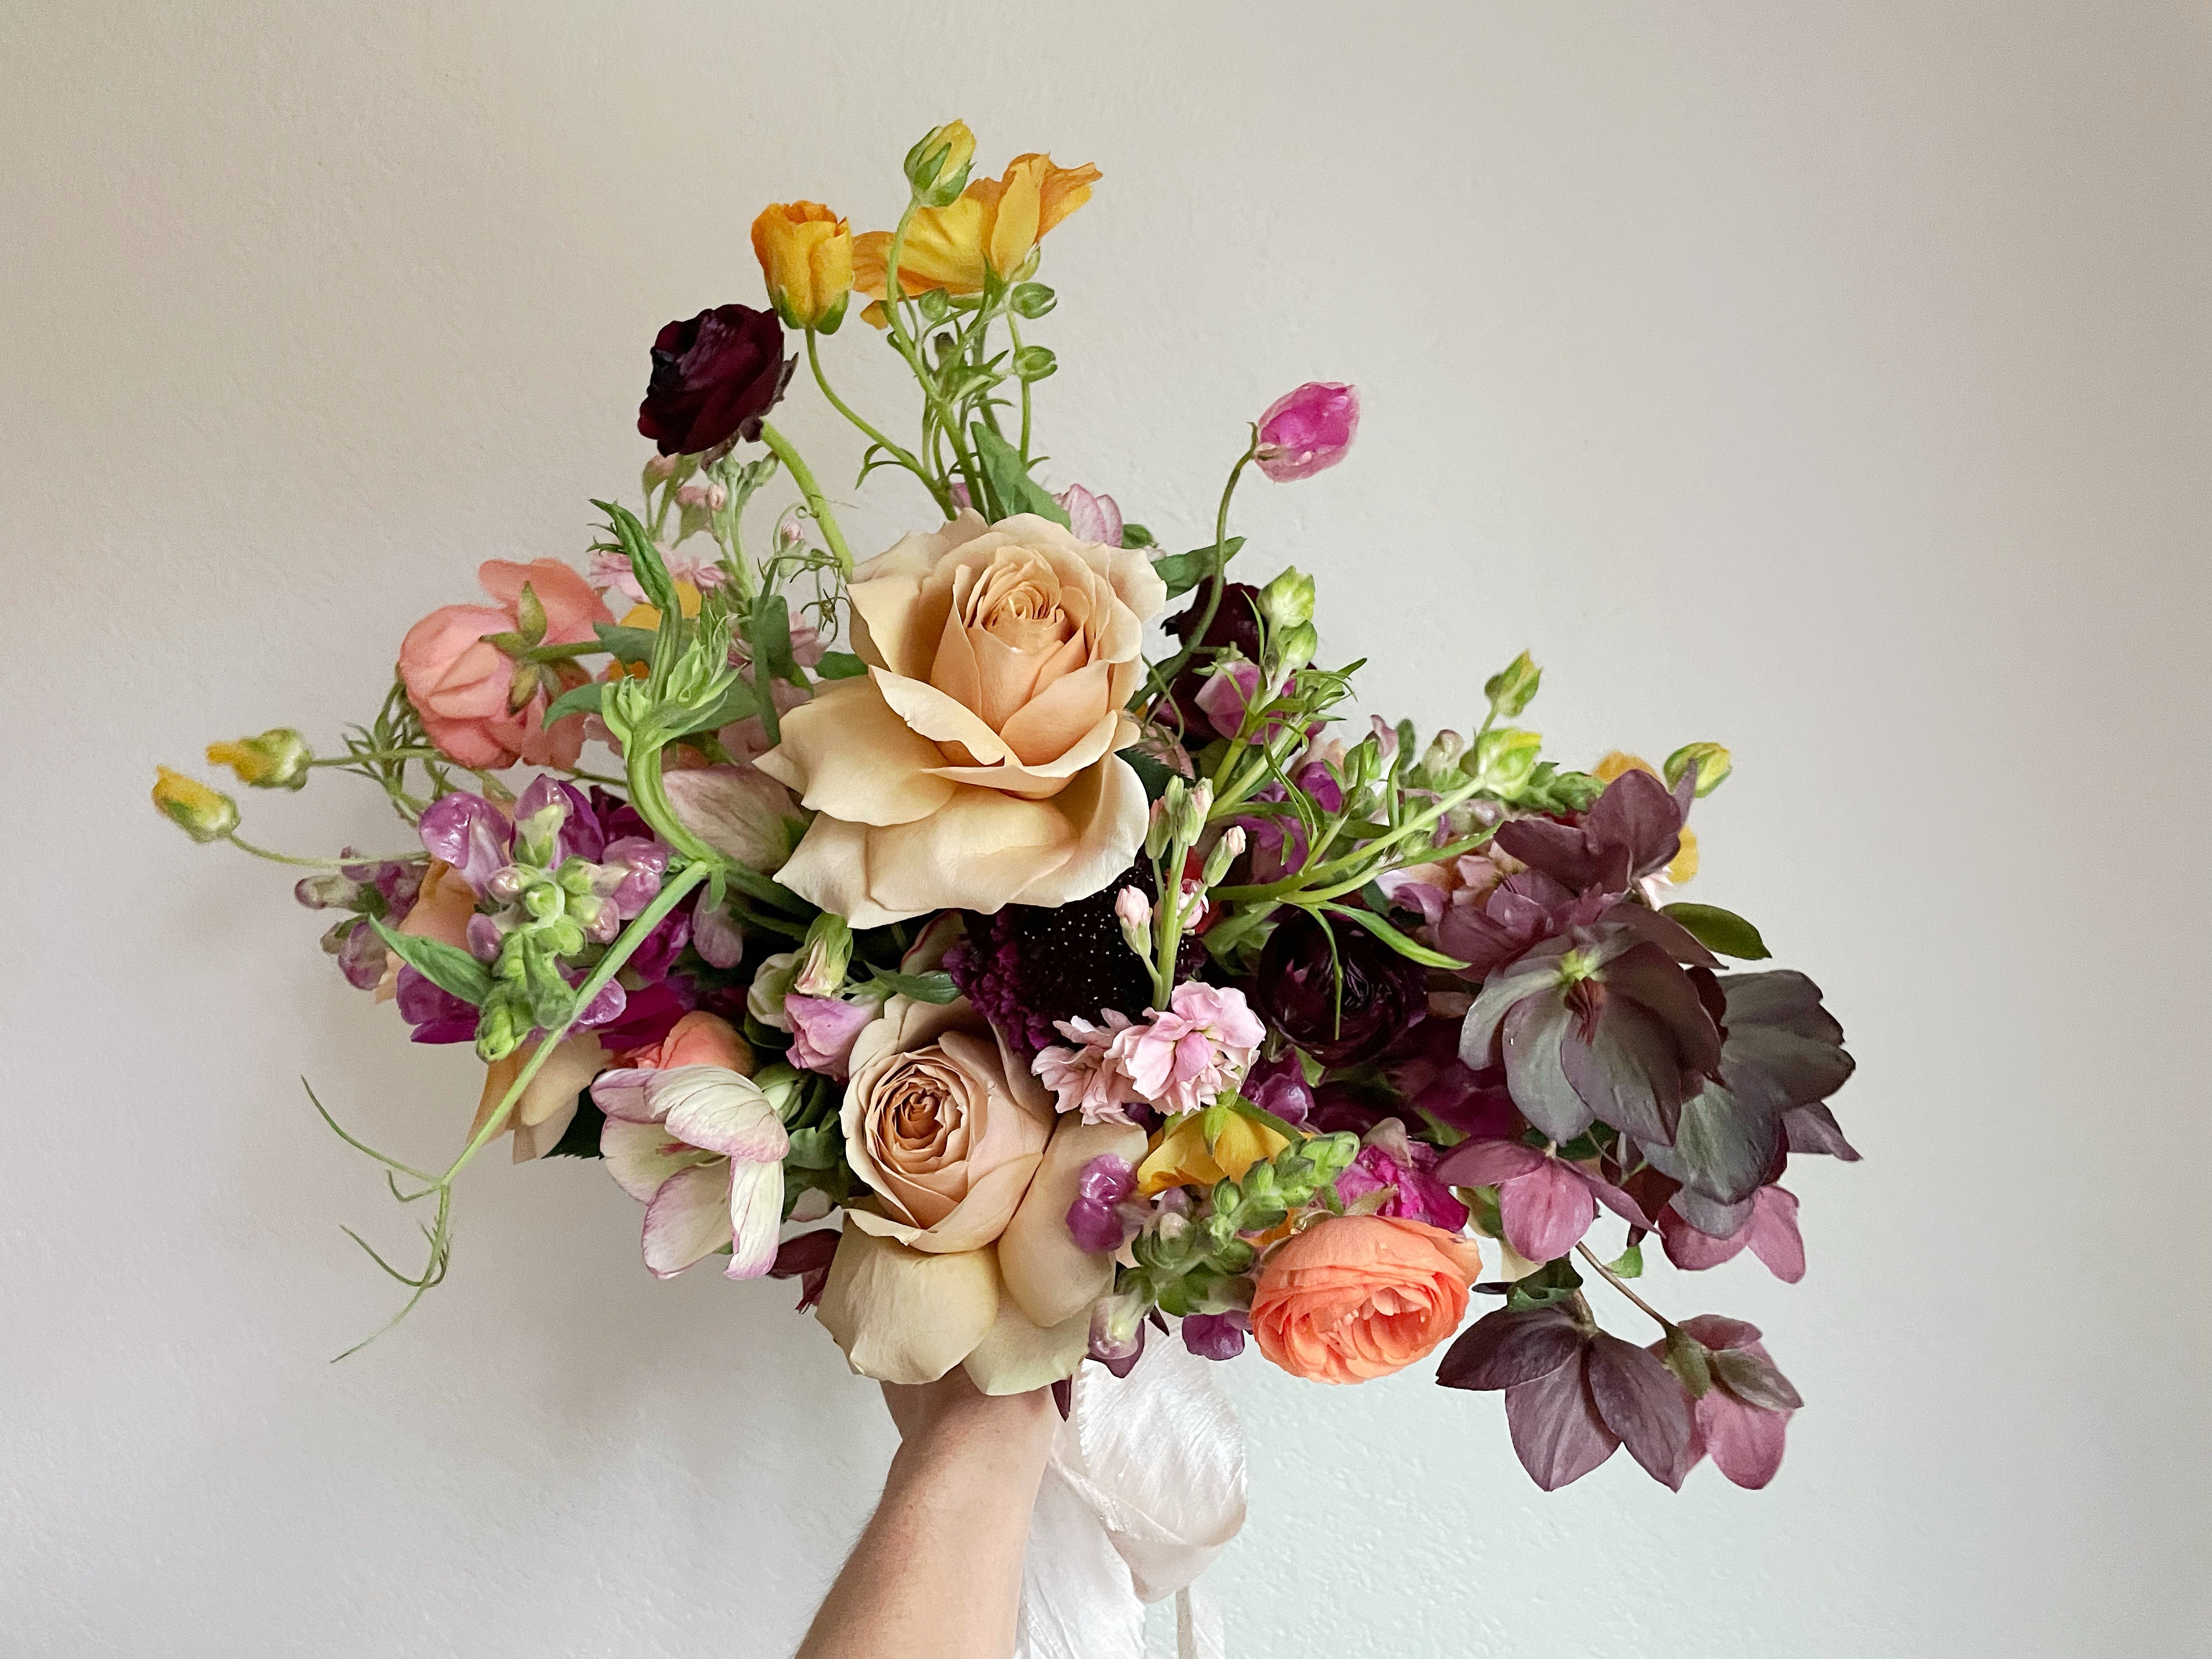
[5, 3, 2207, 1655]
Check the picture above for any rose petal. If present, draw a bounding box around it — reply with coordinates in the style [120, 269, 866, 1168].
[997, 1118, 1146, 1327]
[961, 1284, 1092, 1395]
[814, 1226, 1001, 1385]
[754, 678, 957, 827]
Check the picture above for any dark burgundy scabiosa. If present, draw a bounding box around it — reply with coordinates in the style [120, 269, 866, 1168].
[1253, 908, 1427, 1068]
[945, 865, 1198, 1058]
[1157, 581, 1262, 728]
[636, 304, 794, 456]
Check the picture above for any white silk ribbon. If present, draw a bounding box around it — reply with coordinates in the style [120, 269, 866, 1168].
[1015, 1339, 1246, 1659]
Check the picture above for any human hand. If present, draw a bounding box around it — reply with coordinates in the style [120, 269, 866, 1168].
[881, 1368, 1058, 1451]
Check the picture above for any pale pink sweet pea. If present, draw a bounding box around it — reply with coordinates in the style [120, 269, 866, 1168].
[784, 991, 883, 1080]
[585, 543, 728, 605]
[1056, 484, 1124, 547]
[594, 1064, 789, 1279]
[1254, 382, 1360, 482]
[1114, 983, 1265, 1117]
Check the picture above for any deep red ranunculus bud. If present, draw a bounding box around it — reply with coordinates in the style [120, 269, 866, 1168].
[1253, 908, 1427, 1067]
[636, 304, 793, 456]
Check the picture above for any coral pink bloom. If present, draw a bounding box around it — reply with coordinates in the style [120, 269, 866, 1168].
[398, 560, 611, 769]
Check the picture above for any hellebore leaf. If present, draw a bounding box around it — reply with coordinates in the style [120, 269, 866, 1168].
[1436, 1306, 1587, 1391]
[1717, 970, 1855, 1114]
[1586, 1330, 1697, 1488]
[1662, 902, 1771, 960]
[1504, 1348, 1620, 1489]
[1711, 1346, 1805, 1413]
[1783, 1103, 1863, 1161]
[1640, 1081, 1778, 1205]
[371, 920, 492, 1007]
[1502, 994, 1595, 1144]
[970, 424, 1071, 527]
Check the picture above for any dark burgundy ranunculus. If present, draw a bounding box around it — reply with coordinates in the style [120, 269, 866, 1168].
[1252, 908, 1427, 1067]
[1158, 581, 1262, 726]
[636, 304, 793, 456]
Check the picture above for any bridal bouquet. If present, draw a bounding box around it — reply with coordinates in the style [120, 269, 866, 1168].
[156, 122, 1857, 1504]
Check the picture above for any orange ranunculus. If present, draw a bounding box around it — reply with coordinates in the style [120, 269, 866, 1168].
[397, 560, 611, 770]
[752, 201, 854, 332]
[853, 153, 1101, 309]
[1251, 1215, 1483, 1385]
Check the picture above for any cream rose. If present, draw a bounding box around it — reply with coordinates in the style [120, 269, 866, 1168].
[756, 511, 1167, 927]
[815, 993, 1144, 1391]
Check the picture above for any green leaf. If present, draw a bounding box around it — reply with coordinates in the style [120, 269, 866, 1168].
[866, 968, 960, 1004]
[969, 423, 1070, 526]
[593, 499, 676, 614]
[1150, 537, 1244, 601]
[670, 672, 759, 737]
[1662, 902, 1771, 960]
[371, 919, 493, 1007]
[1505, 1255, 1584, 1312]
[542, 681, 605, 725]
[747, 594, 805, 690]
[1120, 522, 1158, 549]
[784, 1124, 845, 1171]
[595, 622, 659, 663]
[1319, 902, 1468, 970]
[1662, 1326, 1713, 1397]
[1605, 1239, 1646, 1279]
[815, 651, 869, 681]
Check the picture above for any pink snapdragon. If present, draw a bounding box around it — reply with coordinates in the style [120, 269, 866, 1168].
[1254, 382, 1360, 482]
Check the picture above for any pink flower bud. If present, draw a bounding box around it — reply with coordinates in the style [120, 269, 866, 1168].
[1115, 885, 1153, 932]
[1254, 381, 1360, 482]
[675, 482, 711, 509]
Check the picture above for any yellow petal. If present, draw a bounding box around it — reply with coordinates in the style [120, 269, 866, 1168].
[815, 1226, 1000, 1384]
[1593, 751, 1658, 783]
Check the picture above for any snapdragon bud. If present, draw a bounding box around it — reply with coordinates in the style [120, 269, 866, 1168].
[1471, 726, 1543, 795]
[151, 767, 240, 844]
[1420, 729, 1466, 778]
[1144, 794, 1173, 861]
[1173, 780, 1214, 844]
[1483, 650, 1543, 718]
[794, 913, 854, 997]
[1663, 742, 1733, 796]
[1200, 825, 1247, 886]
[1272, 620, 1318, 673]
[205, 727, 312, 791]
[1257, 566, 1316, 631]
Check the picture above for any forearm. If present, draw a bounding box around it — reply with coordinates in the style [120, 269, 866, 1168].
[797, 1386, 1055, 1659]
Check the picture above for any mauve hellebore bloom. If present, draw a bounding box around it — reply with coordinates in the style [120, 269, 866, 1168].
[636, 303, 794, 456]
[1253, 382, 1360, 482]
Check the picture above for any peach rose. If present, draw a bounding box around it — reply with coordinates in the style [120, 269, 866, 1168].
[1251, 1215, 1484, 1385]
[398, 559, 612, 770]
[815, 993, 1144, 1391]
[756, 511, 1167, 927]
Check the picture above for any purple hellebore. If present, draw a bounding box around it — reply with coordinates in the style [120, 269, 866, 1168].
[1645, 1315, 1802, 1489]
[1433, 1137, 1651, 1262]
[1254, 382, 1360, 483]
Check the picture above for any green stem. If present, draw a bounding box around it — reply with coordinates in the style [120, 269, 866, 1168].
[225, 834, 424, 870]
[1575, 1241, 1673, 1332]
[758, 421, 853, 575]
[806, 329, 953, 516]
[309, 748, 444, 768]
[1007, 311, 1033, 460]
[1146, 436, 1259, 701]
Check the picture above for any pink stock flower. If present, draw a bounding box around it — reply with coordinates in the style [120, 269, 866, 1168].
[783, 991, 882, 1080]
[1118, 983, 1263, 1116]
[397, 560, 611, 769]
[585, 543, 729, 605]
[1033, 1009, 1146, 1125]
[1254, 382, 1359, 483]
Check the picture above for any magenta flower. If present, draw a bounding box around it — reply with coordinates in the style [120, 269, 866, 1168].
[1181, 1311, 1249, 1361]
[1194, 656, 1265, 741]
[783, 992, 881, 1080]
[1335, 1121, 1471, 1231]
[1254, 382, 1359, 482]
[1647, 1315, 1802, 1488]
[1118, 983, 1265, 1116]
[1434, 1137, 1649, 1263]
[1064, 1153, 1141, 1253]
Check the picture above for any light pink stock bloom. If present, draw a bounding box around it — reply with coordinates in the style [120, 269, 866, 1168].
[1254, 382, 1361, 483]
[592, 1065, 788, 1279]
[783, 992, 882, 1081]
[1034, 1010, 1146, 1126]
[586, 543, 730, 605]
[1119, 983, 1265, 1117]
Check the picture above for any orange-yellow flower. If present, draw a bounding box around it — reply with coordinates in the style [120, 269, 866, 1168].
[752, 201, 854, 332]
[1135, 1109, 1290, 1197]
[151, 766, 239, 843]
[854, 153, 1102, 315]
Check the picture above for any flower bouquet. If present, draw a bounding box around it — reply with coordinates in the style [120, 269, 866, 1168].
[157, 119, 1856, 1637]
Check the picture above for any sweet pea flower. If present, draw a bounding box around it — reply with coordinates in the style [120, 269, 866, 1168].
[1055, 484, 1124, 548]
[1253, 382, 1360, 483]
[784, 991, 884, 1080]
[585, 543, 728, 606]
[1433, 1138, 1649, 1263]
[594, 1014, 788, 1280]
[1335, 1119, 1471, 1232]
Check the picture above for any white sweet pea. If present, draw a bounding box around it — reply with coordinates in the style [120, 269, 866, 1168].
[594, 1064, 790, 1279]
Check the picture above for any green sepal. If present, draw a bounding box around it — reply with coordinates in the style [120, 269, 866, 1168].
[1151, 537, 1244, 600]
[1120, 523, 1158, 549]
[1505, 1255, 1584, 1312]
[371, 919, 493, 1007]
[969, 423, 1070, 526]
[670, 672, 759, 737]
[865, 968, 960, 1004]
[1661, 902, 1771, 960]
[594, 499, 676, 614]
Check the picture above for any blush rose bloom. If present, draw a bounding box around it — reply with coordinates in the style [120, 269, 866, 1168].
[398, 560, 612, 769]
[1251, 1215, 1484, 1384]
[756, 512, 1167, 927]
[814, 994, 1144, 1392]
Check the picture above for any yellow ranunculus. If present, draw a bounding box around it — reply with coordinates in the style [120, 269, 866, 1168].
[853, 153, 1101, 315]
[1592, 751, 1698, 883]
[751, 201, 854, 333]
[1135, 1109, 1291, 1198]
[206, 727, 312, 790]
[151, 766, 239, 843]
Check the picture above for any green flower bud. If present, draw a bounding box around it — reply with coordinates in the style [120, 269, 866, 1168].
[1419, 729, 1466, 782]
[1200, 825, 1247, 887]
[1664, 742, 1733, 796]
[1483, 650, 1543, 718]
[903, 120, 976, 207]
[1012, 344, 1058, 382]
[205, 728, 313, 791]
[522, 883, 563, 922]
[1273, 620, 1318, 673]
[1471, 726, 1543, 795]
[1010, 282, 1057, 319]
[151, 767, 240, 843]
[1257, 566, 1316, 631]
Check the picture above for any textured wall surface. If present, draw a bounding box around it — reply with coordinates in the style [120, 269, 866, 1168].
[5, 3, 2208, 1655]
